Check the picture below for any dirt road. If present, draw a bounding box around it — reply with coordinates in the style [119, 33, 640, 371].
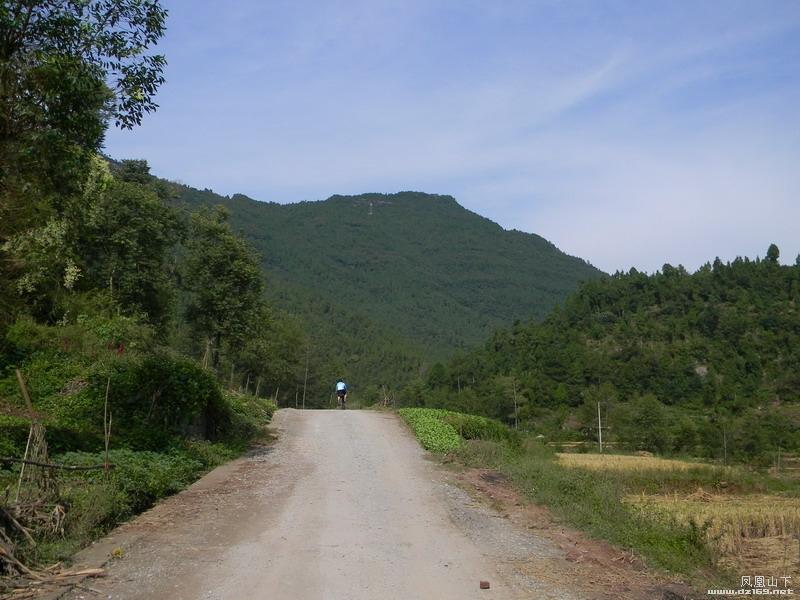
[56, 409, 687, 600]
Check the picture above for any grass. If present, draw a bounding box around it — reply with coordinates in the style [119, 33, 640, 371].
[557, 453, 800, 572]
[557, 452, 715, 472]
[555, 453, 754, 494]
[503, 446, 715, 575]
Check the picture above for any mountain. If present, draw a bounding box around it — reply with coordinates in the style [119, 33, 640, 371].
[171, 187, 605, 387]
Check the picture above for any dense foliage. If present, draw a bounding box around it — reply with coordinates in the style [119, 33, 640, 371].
[421, 249, 800, 465]
[1, 1, 167, 323]
[1, 394, 276, 573]
[397, 407, 516, 453]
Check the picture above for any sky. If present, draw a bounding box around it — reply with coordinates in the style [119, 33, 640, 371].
[103, 0, 800, 275]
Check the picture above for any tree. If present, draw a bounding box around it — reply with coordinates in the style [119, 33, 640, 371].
[234, 305, 305, 398]
[183, 206, 266, 370]
[0, 0, 167, 206]
[77, 159, 183, 326]
[492, 374, 524, 428]
[632, 394, 670, 453]
[766, 243, 780, 264]
[0, 1, 167, 135]
[1, 0, 168, 327]
[1, 157, 182, 325]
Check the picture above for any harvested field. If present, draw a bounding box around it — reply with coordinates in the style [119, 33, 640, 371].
[556, 452, 799, 585]
[556, 452, 722, 473]
[627, 492, 800, 580]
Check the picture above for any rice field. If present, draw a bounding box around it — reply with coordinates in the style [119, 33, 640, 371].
[557, 452, 718, 473]
[556, 452, 800, 582]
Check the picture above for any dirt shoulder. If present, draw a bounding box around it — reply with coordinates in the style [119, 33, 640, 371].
[30, 410, 698, 599]
[451, 468, 700, 599]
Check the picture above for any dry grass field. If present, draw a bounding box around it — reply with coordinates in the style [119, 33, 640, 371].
[556, 453, 800, 585]
[633, 492, 800, 577]
[557, 452, 719, 473]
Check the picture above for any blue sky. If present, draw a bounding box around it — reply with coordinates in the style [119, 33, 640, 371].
[103, 0, 800, 275]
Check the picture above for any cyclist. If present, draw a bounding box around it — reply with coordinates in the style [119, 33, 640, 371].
[335, 379, 348, 409]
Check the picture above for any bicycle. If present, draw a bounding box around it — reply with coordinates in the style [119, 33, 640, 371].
[337, 391, 347, 410]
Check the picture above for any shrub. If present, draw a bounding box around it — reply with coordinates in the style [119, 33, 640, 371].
[178, 438, 237, 470]
[441, 413, 511, 442]
[0, 415, 31, 457]
[57, 449, 204, 514]
[205, 393, 278, 452]
[398, 408, 515, 454]
[397, 408, 464, 453]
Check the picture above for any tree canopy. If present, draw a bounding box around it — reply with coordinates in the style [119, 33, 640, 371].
[169, 189, 605, 390]
[1, 0, 168, 329]
[419, 249, 800, 464]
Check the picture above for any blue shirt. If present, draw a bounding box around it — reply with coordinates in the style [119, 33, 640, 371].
[336, 381, 347, 392]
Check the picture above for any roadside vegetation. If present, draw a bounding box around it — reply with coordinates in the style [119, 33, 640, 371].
[399, 407, 800, 592]
[397, 407, 513, 453]
[0, 377, 276, 587]
[0, 2, 293, 587]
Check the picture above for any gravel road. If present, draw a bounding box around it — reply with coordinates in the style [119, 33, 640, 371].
[54, 409, 680, 600]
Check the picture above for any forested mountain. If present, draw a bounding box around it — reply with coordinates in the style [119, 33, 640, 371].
[170, 187, 604, 389]
[420, 249, 800, 464]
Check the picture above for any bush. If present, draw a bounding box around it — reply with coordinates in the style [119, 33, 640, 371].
[224, 392, 277, 425]
[178, 438, 237, 470]
[108, 353, 225, 438]
[0, 415, 31, 456]
[61, 481, 128, 540]
[398, 408, 514, 454]
[397, 408, 464, 453]
[442, 413, 511, 442]
[58, 449, 204, 514]
[210, 393, 278, 451]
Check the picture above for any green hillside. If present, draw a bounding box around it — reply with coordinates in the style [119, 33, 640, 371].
[422, 249, 800, 464]
[171, 187, 604, 386]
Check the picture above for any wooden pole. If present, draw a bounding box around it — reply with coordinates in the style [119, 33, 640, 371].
[302, 349, 309, 410]
[15, 369, 35, 502]
[598, 402, 603, 454]
[15, 369, 34, 416]
[104, 378, 112, 470]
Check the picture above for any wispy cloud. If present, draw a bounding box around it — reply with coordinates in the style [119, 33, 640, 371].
[105, 0, 800, 273]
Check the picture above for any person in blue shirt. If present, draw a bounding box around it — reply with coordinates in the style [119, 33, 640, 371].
[335, 379, 348, 408]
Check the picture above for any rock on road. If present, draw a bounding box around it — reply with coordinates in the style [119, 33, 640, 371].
[57, 409, 638, 600]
